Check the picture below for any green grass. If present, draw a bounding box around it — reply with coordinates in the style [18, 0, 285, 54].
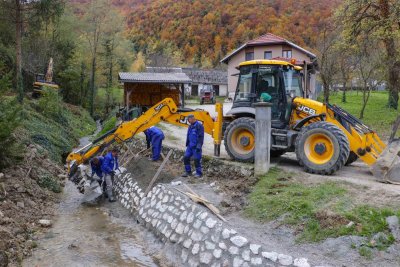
[322, 91, 400, 139]
[37, 174, 62, 193]
[95, 116, 117, 138]
[359, 247, 373, 260]
[97, 86, 124, 99]
[245, 167, 398, 251]
[21, 88, 96, 162]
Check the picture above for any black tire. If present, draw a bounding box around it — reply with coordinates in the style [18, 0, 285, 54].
[224, 117, 255, 162]
[345, 151, 358, 166]
[270, 150, 286, 158]
[295, 121, 350, 175]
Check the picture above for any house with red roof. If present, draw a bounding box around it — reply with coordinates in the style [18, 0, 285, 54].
[221, 33, 318, 98]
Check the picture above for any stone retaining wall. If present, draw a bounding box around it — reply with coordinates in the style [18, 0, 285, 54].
[113, 170, 311, 267]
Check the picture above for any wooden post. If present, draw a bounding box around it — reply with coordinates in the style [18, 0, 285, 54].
[254, 102, 272, 176]
[144, 150, 173, 195]
[303, 60, 308, 98]
[389, 115, 400, 143]
[181, 83, 185, 107]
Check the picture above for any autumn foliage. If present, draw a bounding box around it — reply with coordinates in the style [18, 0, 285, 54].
[123, 0, 340, 67]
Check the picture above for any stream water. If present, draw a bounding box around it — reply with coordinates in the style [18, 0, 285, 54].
[22, 121, 164, 267]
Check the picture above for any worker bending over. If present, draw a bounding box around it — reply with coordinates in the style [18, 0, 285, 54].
[101, 148, 119, 202]
[144, 126, 165, 161]
[182, 114, 204, 178]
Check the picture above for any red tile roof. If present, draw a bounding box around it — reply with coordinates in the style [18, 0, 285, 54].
[221, 32, 316, 64]
[247, 33, 286, 45]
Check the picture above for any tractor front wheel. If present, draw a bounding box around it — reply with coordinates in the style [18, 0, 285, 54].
[295, 121, 350, 175]
[224, 117, 255, 162]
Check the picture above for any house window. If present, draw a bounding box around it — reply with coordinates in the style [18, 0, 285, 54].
[245, 52, 254, 61]
[264, 51, 272, 59]
[282, 50, 292, 58]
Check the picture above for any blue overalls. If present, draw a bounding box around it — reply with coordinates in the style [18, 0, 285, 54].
[144, 126, 165, 161]
[90, 156, 104, 178]
[184, 121, 204, 175]
[101, 152, 119, 175]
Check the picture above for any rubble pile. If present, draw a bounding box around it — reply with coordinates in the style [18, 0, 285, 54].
[0, 144, 63, 264]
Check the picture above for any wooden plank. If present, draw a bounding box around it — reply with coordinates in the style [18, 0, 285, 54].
[176, 185, 227, 222]
[144, 149, 173, 195]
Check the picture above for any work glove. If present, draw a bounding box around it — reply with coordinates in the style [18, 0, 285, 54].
[110, 170, 116, 176]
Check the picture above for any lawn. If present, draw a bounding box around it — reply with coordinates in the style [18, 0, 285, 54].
[245, 167, 399, 255]
[324, 91, 400, 140]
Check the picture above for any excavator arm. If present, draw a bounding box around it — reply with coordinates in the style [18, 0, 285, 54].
[67, 98, 223, 176]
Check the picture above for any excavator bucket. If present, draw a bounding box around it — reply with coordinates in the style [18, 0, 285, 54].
[371, 140, 400, 184]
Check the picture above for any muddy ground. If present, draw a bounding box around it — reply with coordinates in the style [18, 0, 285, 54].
[22, 180, 174, 267]
[0, 144, 62, 266]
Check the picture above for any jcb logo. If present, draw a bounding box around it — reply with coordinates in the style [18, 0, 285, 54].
[154, 102, 166, 111]
[297, 105, 316, 115]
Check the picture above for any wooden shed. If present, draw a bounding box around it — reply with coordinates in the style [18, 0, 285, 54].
[118, 72, 192, 109]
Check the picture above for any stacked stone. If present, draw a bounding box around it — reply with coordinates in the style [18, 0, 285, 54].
[112, 145, 312, 266]
[114, 172, 143, 213]
[129, 184, 310, 267]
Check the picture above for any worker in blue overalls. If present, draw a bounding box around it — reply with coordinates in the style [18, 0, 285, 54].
[101, 148, 119, 202]
[182, 114, 204, 178]
[144, 126, 165, 161]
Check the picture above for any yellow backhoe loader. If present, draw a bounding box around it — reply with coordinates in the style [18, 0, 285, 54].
[32, 57, 59, 98]
[67, 60, 400, 184]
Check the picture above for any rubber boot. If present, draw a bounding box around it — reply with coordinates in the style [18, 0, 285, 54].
[107, 189, 116, 202]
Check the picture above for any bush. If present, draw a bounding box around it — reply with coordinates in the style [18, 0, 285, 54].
[21, 87, 96, 163]
[37, 174, 62, 193]
[0, 60, 22, 170]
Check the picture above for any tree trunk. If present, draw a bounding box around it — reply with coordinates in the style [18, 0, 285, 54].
[90, 55, 96, 116]
[323, 80, 330, 103]
[15, 0, 23, 103]
[342, 81, 347, 103]
[384, 38, 399, 110]
[360, 84, 370, 119]
[79, 62, 86, 106]
[380, 0, 399, 109]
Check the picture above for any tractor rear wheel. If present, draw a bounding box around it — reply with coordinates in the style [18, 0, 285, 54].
[224, 117, 255, 162]
[295, 121, 350, 175]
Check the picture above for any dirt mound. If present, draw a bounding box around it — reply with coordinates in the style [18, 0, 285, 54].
[125, 157, 176, 189]
[0, 144, 63, 265]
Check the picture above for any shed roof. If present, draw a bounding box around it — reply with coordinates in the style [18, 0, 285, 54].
[221, 33, 316, 64]
[118, 72, 191, 84]
[182, 68, 227, 85]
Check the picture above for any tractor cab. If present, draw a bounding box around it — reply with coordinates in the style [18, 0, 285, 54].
[229, 60, 303, 128]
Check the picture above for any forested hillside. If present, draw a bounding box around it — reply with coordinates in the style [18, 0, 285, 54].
[123, 0, 340, 67]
